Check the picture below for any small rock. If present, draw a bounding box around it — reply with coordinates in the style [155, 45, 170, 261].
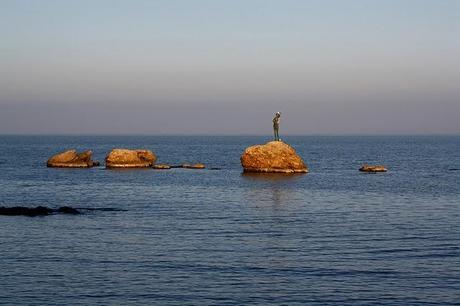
[152, 164, 171, 169]
[183, 163, 206, 169]
[359, 164, 387, 173]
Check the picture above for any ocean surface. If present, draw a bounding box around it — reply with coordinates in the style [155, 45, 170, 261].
[0, 135, 459, 305]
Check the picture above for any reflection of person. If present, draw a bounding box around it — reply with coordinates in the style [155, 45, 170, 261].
[273, 112, 281, 141]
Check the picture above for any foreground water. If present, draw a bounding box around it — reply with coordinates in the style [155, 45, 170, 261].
[0, 135, 459, 305]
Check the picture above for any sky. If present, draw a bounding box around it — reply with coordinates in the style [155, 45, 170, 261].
[1, 0, 459, 135]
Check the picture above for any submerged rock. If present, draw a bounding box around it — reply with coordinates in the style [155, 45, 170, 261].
[47, 150, 99, 168]
[56, 206, 80, 214]
[359, 164, 387, 173]
[0, 206, 80, 217]
[241, 141, 308, 173]
[152, 164, 171, 169]
[105, 149, 156, 168]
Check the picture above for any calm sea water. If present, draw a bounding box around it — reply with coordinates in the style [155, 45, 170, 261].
[0, 135, 459, 305]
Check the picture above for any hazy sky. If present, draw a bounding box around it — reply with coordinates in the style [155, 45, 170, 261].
[1, 0, 459, 135]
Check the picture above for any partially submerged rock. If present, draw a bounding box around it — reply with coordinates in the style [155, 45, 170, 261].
[47, 150, 99, 168]
[152, 164, 171, 169]
[359, 164, 387, 173]
[182, 163, 206, 169]
[105, 149, 156, 168]
[0, 206, 80, 217]
[241, 141, 308, 173]
[169, 163, 206, 169]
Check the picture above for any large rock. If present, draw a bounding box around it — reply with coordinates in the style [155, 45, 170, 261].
[105, 149, 156, 168]
[241, 141, 308, 173]
[47, 150, 99, 168]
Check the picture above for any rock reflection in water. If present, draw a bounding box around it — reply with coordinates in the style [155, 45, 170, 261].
[241, 172, 304, 183]
[241, 173, 304, 206]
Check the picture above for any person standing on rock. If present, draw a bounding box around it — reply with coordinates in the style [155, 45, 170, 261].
[273, 112, 281, 141]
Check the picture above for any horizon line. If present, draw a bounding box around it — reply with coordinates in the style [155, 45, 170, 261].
[1, 133, 459, 137]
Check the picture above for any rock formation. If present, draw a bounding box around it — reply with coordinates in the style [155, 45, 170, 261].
[105, 149, 156, 168]
[47, 150, 99, 168]
[359, 164, 387, 172]
[241, 141, 308, 173]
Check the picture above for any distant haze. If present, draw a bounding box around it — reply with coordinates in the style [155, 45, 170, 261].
[1, 0, 459, 135]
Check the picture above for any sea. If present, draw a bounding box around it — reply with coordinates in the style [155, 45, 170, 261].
[0, 135, 459, 305]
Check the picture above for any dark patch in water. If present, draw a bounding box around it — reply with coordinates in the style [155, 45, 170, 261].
[79, 207, 128, 212]
[0, 206, 80, 217]
[19, 184, 34, 188]
[56, 206, 80, 214]
[0, 206, 125, 216]
[448, 168, 460, 171]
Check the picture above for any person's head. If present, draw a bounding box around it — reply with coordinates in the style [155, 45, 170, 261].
[275, 112, 281, 118]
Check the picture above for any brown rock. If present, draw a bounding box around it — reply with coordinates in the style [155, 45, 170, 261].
[359, 164, 387, 172]
[105, 149, 156, 168]
[47, 150, 98, 168]
[152, 164, 171, 169]
[241, 141, 308, 173]
[183, 163, 206, 169]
